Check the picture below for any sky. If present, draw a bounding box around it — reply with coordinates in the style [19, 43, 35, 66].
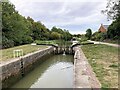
[9, 0, 112, 34]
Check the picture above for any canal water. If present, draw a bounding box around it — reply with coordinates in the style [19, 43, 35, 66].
[10, 54, 74, 88]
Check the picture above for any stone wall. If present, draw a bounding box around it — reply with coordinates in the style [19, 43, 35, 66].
[0, 46, 54, 88]
[73, 45, 101, 88]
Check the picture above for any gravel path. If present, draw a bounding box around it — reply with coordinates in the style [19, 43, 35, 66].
[88, 40, 120, 48]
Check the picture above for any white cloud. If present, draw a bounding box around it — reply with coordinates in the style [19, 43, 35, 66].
[9, 0, 111, 34]
[10, 0, 107, 3]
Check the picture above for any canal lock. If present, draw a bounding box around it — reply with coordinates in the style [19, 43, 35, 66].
[54, 46, 74, 55]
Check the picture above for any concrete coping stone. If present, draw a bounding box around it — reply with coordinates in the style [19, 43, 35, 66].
[0, 46, 53, 67]
[73, 46, 101, 88]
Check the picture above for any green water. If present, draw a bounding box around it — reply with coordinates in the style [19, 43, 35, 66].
[10, 54, 74, 88]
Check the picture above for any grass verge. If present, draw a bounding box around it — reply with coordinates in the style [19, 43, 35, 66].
[81, 44, 119, 88]
[1, 44, 47, 61]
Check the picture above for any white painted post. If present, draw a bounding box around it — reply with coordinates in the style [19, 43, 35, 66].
[13, 49, 23, 58]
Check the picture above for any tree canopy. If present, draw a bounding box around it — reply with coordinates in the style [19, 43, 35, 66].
[101, 0, 120, 40]
[2, 2, 72, 49]
[85, 29, 92, 40]
[102, 0, 120, 20]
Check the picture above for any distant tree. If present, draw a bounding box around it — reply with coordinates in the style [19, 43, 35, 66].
[63, 30, 72, 41]
[27, 17, 50, 40]
[85, 29, 92, 40]
[73, 34, 81, 38]
[51, 32, 61, 40]
[91, 32, 107, 41]
[80, 35, 88, 42]
[27, 16, 34, 22]
[51, 27, 72, 40]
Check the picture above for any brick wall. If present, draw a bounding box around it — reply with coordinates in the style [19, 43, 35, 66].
[99, 25, 107, 32]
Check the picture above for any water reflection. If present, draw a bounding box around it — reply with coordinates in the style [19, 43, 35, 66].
[11, 55, 73, 88]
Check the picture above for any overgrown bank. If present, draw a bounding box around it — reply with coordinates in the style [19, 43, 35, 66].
[81, 44, 118, 88]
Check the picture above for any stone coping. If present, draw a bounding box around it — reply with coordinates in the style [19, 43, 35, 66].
[73, 46, 101, 88]
[0, 46, 52, 67]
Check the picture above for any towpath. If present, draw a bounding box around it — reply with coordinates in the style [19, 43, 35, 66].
[88, 40, 120, 48]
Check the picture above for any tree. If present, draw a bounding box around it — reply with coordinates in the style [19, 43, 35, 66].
[2, 1, 73, 48]
[102, 0, 120, 40]
[91, 32, 107, 41]
[51, 32, 61, 40]
[107, 19, 120, 40]
[102, 0, 120, 20]
[85, 29, 92, 40]
[63, 30, 72, 41]
[51, 26, 72, 40]
[73, 34, 81, 38]
[2, 2, 33, 47]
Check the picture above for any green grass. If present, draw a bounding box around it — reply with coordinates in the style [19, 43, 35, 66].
[81, 44, 119, 88]
[1, 44, 48, 61]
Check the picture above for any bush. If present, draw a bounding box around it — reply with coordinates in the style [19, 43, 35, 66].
[22, 36, 33, 44]
[80, 35, 88, 42]
[92, 32, 107, 41]
[2, 36, 14, 48]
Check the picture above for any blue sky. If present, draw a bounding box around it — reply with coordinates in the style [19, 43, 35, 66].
[10, 0, 112, 34]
